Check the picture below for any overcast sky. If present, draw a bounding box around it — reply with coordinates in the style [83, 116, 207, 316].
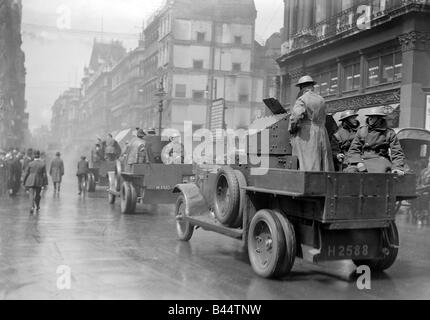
[21, 0, 284, 131]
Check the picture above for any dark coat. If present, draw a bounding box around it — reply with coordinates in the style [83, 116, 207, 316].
[50, 157, 64, 183]
[24, 159, 48, 188]
[347, 120, 405, 171]
[77, 159, 90, 176]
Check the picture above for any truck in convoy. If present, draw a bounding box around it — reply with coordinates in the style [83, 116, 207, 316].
[172, 99, 416, 279]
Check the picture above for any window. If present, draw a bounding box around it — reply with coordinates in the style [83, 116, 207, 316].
[192, 90, 205, 100]
[234, 36, 242, 45]
[239, 94, 249, 103]
[197, 32, 206, 42]
[368, 52, 402, 87]
[232, 63, 242, 72]
[368, 57, 380, 86]
[193, 60, 204, 69]
[313, 68, 338, 96]
[175, 84, 186, 98]
[344, 63, 361, 91]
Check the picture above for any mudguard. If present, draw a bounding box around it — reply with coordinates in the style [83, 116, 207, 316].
[173, 183, 210, 217]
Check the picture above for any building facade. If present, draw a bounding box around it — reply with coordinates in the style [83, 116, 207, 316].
[141, 0, 267, 132]
[51, 88, 81, 148]
[0, 0, 28, 149]
[279, 0, 430, 129]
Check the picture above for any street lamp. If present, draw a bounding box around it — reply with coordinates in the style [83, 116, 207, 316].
[155, 79, 167, 135]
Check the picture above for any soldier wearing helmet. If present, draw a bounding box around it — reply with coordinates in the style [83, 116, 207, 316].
[346, 106, 405, 176]
[333, 110, 360, 171]
[289, 75, 334, 172]
[126, 129, 148, 167]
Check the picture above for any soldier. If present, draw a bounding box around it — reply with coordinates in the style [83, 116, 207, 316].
[333, 110, 360, 171]
[289, 75, 334, 172]
[105, 133, 121, 161]
[162, 132, 184, 165]
[127, 129, 147, 167]
[346, 106, 405, 175]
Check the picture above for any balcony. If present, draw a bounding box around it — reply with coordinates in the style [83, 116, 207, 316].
[281, 0, 430, 57]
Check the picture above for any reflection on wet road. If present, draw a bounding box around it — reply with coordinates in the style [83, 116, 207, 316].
[0, 176, 429, 300]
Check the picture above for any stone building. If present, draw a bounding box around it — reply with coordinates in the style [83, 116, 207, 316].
[140, 0, 267, 132]
[0, 0, 28, 149]
[278, 0, 430, 129]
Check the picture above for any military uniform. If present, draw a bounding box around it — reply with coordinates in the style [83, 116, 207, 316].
[127, 137, 147, 165]
[347, 120, 405, 173]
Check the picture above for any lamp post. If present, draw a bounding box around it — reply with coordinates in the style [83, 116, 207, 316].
[155, 79, 167, 135]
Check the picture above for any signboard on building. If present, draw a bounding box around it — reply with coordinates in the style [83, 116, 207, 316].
[426, 95, 430, 131]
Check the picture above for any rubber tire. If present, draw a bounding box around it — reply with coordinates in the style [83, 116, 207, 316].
[353, 221, 399, 272]
[230, 170, 247, 229]
[213, 167, 240, 227]
[108, 192, 116, 205]
[272, 211, 297, 278]
[248, 210, 286, 279]
[87, 173, 96, 193]
[121, 181, 137, 215]
[175, 194, 194, 242]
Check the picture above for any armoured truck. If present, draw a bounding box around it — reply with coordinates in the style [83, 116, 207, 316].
[108, 135, 194, 215]
[173, 99, 416, 279]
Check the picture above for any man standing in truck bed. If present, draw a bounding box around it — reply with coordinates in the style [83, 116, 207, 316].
[289, 75, 334, 172]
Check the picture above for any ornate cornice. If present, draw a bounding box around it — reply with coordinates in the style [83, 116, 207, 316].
[399, 31, 430, 52]
[326, 89, 401, 113]
[288, 68, 306, 81]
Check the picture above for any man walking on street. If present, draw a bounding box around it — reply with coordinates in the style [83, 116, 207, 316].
[77, 156, 89, 195]
[50, 152, 65, 195]
[23, 150, 48, 214]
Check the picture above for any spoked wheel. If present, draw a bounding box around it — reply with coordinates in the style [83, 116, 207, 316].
[121, 181, 137, 214]
[213, 167, 240, 227]
[175, 194, 194, 241]
[353, 221, 399, 272]
[248, 210, 286, 279]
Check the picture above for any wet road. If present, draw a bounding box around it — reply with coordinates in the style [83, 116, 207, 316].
[0, 175, 429, 300]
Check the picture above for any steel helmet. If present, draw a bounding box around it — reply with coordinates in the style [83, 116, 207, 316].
[365, 106, 387, 117]
[339, 110, 358, 121]
[296, 75, 317, 87]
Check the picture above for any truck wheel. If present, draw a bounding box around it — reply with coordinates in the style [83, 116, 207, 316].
[87, 173, 96, 193]
[248, 210, 286, 279]
[353, 221, 399, 272]
[175, 194, 194, 242]
[230, 170, 247, 229]
[108, 192, 116, 205]
[121, 181, 137, 214]
[272, 211, 296, 277]
[213, 167, 240, 227]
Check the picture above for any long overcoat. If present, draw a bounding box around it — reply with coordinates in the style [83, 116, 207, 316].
[50, 157, 64, 183]
[289, 89, 334, 172]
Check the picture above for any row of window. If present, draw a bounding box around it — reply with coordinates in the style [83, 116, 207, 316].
[192, 60, 242, 72]
[196, 32, 243, 45]
[174, 84, 249, 102]
[311, 51, 402, 97]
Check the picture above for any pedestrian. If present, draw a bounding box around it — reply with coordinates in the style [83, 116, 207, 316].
[346, 106, 406, 175]
[333, 110, 360, 171]
[23, 150, 48, 214]
[289, 75, 334, 172]
[0, 150, 7, 197]
[50, 152, 65, 195]
[77, 156, 90, 195]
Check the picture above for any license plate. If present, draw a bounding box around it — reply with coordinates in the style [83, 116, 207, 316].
[325, 244, 371, 259]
